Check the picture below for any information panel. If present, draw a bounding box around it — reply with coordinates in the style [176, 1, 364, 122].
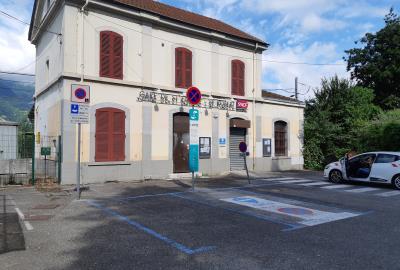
[199, 137, 211, 159]
[189, 108, 199, 172]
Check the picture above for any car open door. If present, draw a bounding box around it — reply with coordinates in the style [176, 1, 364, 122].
[340, 157, 349, 180]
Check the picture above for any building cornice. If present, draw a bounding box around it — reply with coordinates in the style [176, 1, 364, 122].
[35, 73, 305, 109]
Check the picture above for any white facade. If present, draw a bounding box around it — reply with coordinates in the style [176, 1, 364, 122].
[30, 0, 304, 184]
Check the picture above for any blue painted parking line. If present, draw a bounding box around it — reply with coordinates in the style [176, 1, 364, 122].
[170, 193, 303, 231]
[86, 200, 216, 255]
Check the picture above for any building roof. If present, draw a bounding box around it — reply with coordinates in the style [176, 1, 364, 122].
[111, 0, 267, 46]
[262, 90, 299, 103]
[0, 119, 19, 126]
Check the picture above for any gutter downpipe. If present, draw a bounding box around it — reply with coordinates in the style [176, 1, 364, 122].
[252, 42, 258, 171]
[76, 0, 89, 199]
[80, 0, 89, 82]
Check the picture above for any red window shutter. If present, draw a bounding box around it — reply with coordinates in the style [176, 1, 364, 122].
[95, 110, 110, 161]
[112, 33, 123, 79]
[100, 31, 111, 78]
[231, 61, 238, 95]
[232, 60, 244, 96]
[175, 48, 183, 87]
[238, 61, 245, 96]
[112, 111, 125, 161]
[175, 47, 192, 88]
[185, 49, 192, 88]
[95, 108, 126, 162]
[99, 31, 123, 80]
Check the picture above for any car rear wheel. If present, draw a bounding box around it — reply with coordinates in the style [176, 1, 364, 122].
[392, 175, 400, 190]
[329, 170, 343, 184]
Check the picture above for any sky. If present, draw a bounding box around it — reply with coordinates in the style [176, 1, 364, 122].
[0, 0, 398, 99]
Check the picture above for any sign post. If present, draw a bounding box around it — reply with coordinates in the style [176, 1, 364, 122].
[239, 142, 250, 184]
[41, 147, 51, 182]
[70, 84, 90, 199]
[186, 87, 202, 191]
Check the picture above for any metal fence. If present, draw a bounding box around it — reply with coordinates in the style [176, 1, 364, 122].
[0, 133, 33, 186]
[0, 133, 61, 186]
[33, 135, 61, 185]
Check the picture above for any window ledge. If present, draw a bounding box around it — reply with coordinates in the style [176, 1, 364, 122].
[88, 161, 132, 166]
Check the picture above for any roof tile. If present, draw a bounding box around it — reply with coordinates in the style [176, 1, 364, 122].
[112, 0, 267, 45]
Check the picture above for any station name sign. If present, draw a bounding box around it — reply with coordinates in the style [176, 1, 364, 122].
[137, 90, 247, 112]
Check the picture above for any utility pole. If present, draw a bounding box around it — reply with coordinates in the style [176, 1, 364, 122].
[295, 77, 298, 100]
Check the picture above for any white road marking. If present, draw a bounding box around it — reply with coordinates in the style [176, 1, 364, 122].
[222, 196, 360, 226]
[345, 187, 381, 193]
[376, 190, 400, 197]
[24, 221, 34, 231]
[299, 182, 331, 186]
[278, 179, 313, 184]
[321, 184, 354, 189]
[14, 207, 34, 231]
[15, 207, 25, 219]
[261, 177, 297, 181]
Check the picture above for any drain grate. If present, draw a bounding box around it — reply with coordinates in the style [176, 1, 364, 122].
[31, 204, 60, 210]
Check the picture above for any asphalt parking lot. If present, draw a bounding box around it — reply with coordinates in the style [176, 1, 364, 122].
[1, 171, 400, 270]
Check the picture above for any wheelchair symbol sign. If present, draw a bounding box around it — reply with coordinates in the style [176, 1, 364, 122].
[71, 104, 79, 114]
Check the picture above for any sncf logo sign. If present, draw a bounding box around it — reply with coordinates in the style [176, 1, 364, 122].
[236, 100, 248, 112]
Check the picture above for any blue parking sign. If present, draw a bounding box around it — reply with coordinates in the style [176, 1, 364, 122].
[71, 104, 79, 114]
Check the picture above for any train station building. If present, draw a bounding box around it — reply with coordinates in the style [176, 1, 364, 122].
[29, 0, 305, 184]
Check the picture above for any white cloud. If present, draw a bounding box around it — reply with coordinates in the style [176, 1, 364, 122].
[0, 1, 35, 74]
[263, 42, 349, 100]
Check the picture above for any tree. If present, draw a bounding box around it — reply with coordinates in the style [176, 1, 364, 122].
[344, 8, 400, 109]
[357, 110, 400, 152]
[304, 76, 381, 169]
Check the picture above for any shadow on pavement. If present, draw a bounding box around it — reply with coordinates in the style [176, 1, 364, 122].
[0, 194, 25, 254]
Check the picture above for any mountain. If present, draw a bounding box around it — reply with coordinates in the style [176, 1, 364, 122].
[0, 75, 34, 122]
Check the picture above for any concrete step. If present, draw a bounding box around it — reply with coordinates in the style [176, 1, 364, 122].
[167, 172, 202, 180]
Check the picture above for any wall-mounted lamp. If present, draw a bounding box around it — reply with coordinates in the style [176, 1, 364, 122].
[179, 106, 184, 112]
[205, 108, 209, 116]
[154, 104, 159, 111]
[226, 111, 230, 118]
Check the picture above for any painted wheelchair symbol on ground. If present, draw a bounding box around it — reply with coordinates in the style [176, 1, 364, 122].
[278, 207, 314, 215]
[222, 196, 363, 229]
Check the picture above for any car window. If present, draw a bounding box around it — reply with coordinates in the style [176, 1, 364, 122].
[349, 154, 376, 164]
[375, 154, 399, 163]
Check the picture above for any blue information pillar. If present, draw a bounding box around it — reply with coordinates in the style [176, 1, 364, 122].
[189, 108, 199, 172]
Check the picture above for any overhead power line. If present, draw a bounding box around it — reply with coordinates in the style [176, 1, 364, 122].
[0, 10, 61, 36]
[265, 60, 345, 66]
[0, 71, 35, 77]
[0, 78, 34, 84]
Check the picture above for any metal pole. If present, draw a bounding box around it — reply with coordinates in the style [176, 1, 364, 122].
[58, 135, 62, 184]
[44, 154, 47, 183]
[31, 134, 35, 186]
[76, 123, 81, 199]
[244, 154, 250, 185]
[295, 77, 298, 100]
[192, 171, 195, 192]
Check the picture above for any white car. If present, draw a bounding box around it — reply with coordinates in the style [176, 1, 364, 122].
[324, 152, 400, 190]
